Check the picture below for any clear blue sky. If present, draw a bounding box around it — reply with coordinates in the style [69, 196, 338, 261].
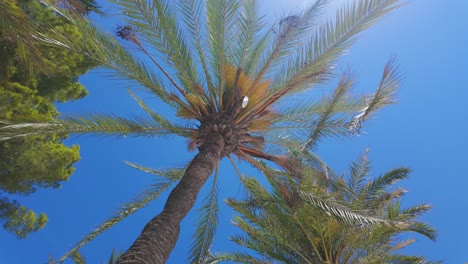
[1, 0, 467, 263]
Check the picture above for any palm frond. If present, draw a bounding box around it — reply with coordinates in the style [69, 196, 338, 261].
[58, 165, 184, 263]
[271, 0, 401, 96]
[0, 0, 46, 73]
[126, 88, 190, 137]
[110, 0, 198, 91]
[384, 254, 441, 264]
[177, 0, 214, 92]
[231, 0, 265, 70]
[349, 56, 401, 134]
[38, 2, 174, 104]
[206, 0, 241, 106]
[302, 72, 355, 150]
[0, 114, 188, 140]
[189, 164, 220, 264]
[347, 149, 371, 196]
[252, 0, 328, 89]
[361, 167, 410, 199]
[70, 251, 86, 264]
[298, 190, 392, 226]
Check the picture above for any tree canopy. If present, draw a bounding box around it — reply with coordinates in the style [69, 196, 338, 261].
[0, 0, 96, 238]
[209, 150, 438, 263]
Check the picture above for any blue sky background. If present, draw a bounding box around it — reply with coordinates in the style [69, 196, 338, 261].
[1, 0, 467, 263]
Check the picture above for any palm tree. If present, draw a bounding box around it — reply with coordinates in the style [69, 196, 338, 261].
[0, 0, 403, 263]
[209, 150, 438, 263]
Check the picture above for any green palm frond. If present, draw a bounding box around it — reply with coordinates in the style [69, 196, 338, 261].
[126, 88, 189, 136]
[347, 149, 372, 196]
[383, 254, 441, 264]
[36, 6, 172, 103]
[348, 56, 401, 134]
[189, 164, 220, 264]
[298, 190, 392, 226]
[253, 0, 328, 87]
[230, 0, 265, 71]
[0, 0, 46, 73]
[69, 251, 86, 264]
[58, 165, 184, 263]
[0, 114, 189, 141]
[404, 222, 437, 241]
[360, 167, 410, 200]
[270, 0, 401, 95]
[302, 72, 355, 150]
[177, 0, 213, 91]
[206, 0, 241, 104]
[111, 0, 198, 91]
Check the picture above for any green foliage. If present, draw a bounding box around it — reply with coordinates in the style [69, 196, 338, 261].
[209, 151, 437, 263]
[0, 136, 79, 194]
[1, 0, 420, 261]
[0, 0, 96, 238]
[0, 197, 48, 239]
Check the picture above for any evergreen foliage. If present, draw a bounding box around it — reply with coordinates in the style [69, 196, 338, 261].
[209, 150, 438, 263]
[0, 0, 96, 238]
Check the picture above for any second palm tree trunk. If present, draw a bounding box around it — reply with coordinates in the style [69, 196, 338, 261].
[116, 134, 225, 264]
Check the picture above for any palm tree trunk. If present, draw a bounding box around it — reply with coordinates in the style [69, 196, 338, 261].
[116, 134, 225, 264]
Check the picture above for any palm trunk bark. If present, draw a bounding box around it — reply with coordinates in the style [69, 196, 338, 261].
[116, 134, 225, 264]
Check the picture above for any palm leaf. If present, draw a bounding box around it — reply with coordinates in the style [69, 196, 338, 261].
[0, 114, 189, 140]
[111, 0, 198, 91]
[38, 3, 174, 104]
[252, 0, 328, 89]
[57, 165, 184, 263]
[302, 72, 355, 150]
[271, 0, 401, 96]
[298, 190, 393, 226]
[70, 251, 86, 264]
[206, 0, 241, 106]
[361, 167, 410, 200]
[188, 164, 220, 264]
[347, 149, 372, 196]
[349, 56, 401, 134]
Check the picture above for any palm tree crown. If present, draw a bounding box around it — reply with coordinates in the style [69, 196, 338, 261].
[0, 0, 405, 263]
[210, 150, 437, 263]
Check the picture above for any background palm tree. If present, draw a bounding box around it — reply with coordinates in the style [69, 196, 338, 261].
[209, 149, 437, 263]
[0, 0, 403, 263]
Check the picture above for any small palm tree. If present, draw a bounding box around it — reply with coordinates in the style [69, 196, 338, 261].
[1, 0, 403, 263]
[210, 150, 437, 263]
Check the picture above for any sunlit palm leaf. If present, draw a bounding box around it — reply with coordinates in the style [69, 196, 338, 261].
[360, 167, 410, 200]
[298, 190, 391, 226]
[253, 0, 328, 87]
[271, 0, 401, 95]
[110, 0, 198, 91]
[177, 0, 213, 92]
[0, 113, 191, 140]
[206, 0, 241, 105]
[37, 4, 172, 104]
[349, 57, 401, 134]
